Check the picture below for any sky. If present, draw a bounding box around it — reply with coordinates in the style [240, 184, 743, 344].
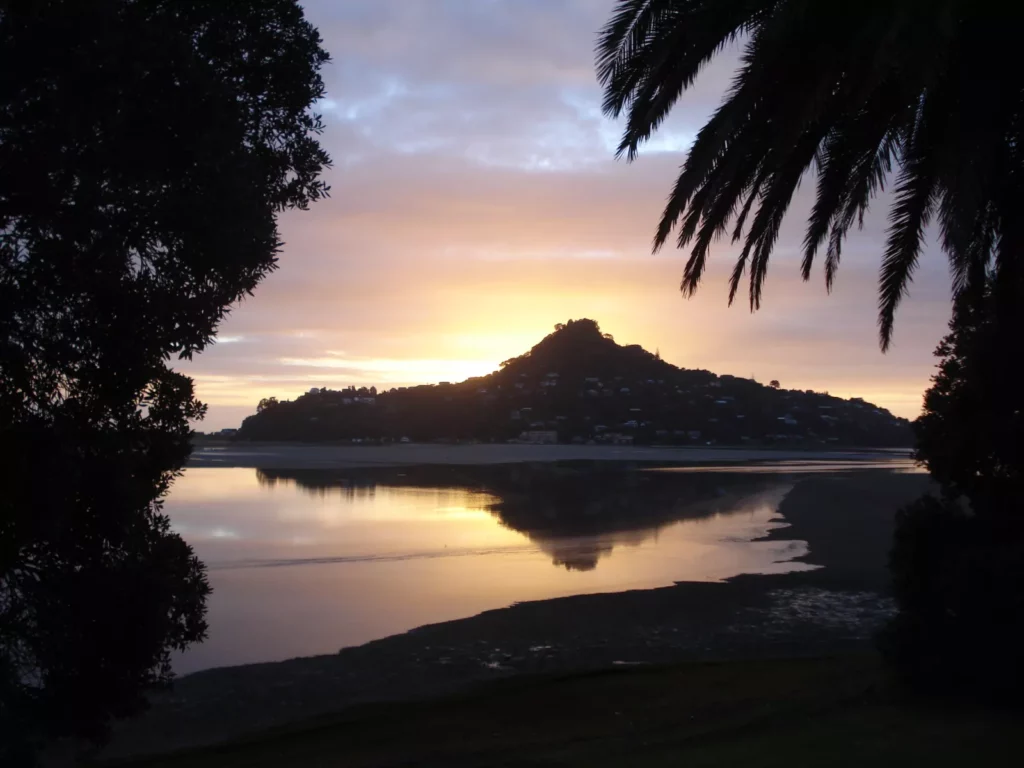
[182, 0, 952, 431]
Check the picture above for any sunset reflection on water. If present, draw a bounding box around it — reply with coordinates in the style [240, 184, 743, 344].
[167, 466, 813, 673]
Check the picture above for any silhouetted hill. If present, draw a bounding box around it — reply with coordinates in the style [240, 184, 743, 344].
[497, 318, 674, 382]
[237, 319, 914, 447]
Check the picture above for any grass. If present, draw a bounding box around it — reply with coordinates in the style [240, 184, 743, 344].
[106, 654, 1021, 767]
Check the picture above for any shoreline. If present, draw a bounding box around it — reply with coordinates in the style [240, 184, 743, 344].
[103, 470, 931, 760]
[188, 442, 913, 469]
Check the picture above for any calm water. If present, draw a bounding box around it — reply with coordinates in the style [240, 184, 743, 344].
[167, 464, 819, 673]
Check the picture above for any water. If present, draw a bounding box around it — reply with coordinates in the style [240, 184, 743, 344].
[167, 464, 820, 673]
[651, 459, 921, 473]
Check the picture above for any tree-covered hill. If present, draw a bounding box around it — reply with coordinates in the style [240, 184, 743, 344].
[237, 319, 913, 447]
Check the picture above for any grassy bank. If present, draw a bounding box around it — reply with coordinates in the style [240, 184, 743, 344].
[109, 654, 1019, 767]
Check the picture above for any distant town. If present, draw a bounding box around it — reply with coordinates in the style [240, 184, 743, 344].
[225, 319, 913, 448]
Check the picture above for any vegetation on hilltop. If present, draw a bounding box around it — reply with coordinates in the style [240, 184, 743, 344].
[239, 319, 912, 446]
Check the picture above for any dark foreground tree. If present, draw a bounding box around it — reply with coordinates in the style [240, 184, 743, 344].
[912, 284, 1023, 510]
[0, 1, 330, 760]
[881, 282, 1024, 698]
[597, 0, 1024, 348]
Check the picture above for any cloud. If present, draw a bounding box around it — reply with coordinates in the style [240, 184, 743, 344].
[180, 0, 952, 429]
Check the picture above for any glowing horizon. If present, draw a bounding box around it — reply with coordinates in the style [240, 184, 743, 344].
[180, 0, 950, 430]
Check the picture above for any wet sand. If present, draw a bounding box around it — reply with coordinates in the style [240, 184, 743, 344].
[103, 471, 931, 760]
[190, 442, 912, 469]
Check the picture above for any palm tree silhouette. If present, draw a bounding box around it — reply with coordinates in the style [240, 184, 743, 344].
[597, 1, 1022, 348]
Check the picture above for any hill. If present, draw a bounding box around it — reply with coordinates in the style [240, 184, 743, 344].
[237, 319, 913, 447]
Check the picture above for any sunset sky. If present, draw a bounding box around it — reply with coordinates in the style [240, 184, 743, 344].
[183, 0, 952, 430]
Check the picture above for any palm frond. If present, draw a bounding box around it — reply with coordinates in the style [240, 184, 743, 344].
[601, 0, 774, 159]
[731, 165, 770, 243]
[596, 0, 673, 116]
[878, 100, 939, 350]
[801, 82, 904, 284]
[742, 126, 826, 309]
[822, 128, 899, 291]
[599, 0, 1024, 350]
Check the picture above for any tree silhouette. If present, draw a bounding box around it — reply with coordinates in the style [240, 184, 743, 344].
[883, 281, 1024, 697]
[913, 285, 1023, 508]
[769, 380, 780, 390]
[0, 1, 330, 760]
[257, 397, 281, 414]
[598, 1, 1022, 348]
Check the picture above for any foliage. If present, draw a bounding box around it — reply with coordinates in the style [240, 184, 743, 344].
[881, 494, 1024, 699]
[0, 399, 211, 760]
[0, 0, 330, 760]
[769, 380, 780, 389]
[913, 286, 1024, 511]
[257, 397, 281, 414]
[883, 282, 1024, 697]
[598, 0, 1024, 348]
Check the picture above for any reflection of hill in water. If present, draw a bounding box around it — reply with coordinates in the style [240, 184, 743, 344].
[256, 463, 789, 571]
